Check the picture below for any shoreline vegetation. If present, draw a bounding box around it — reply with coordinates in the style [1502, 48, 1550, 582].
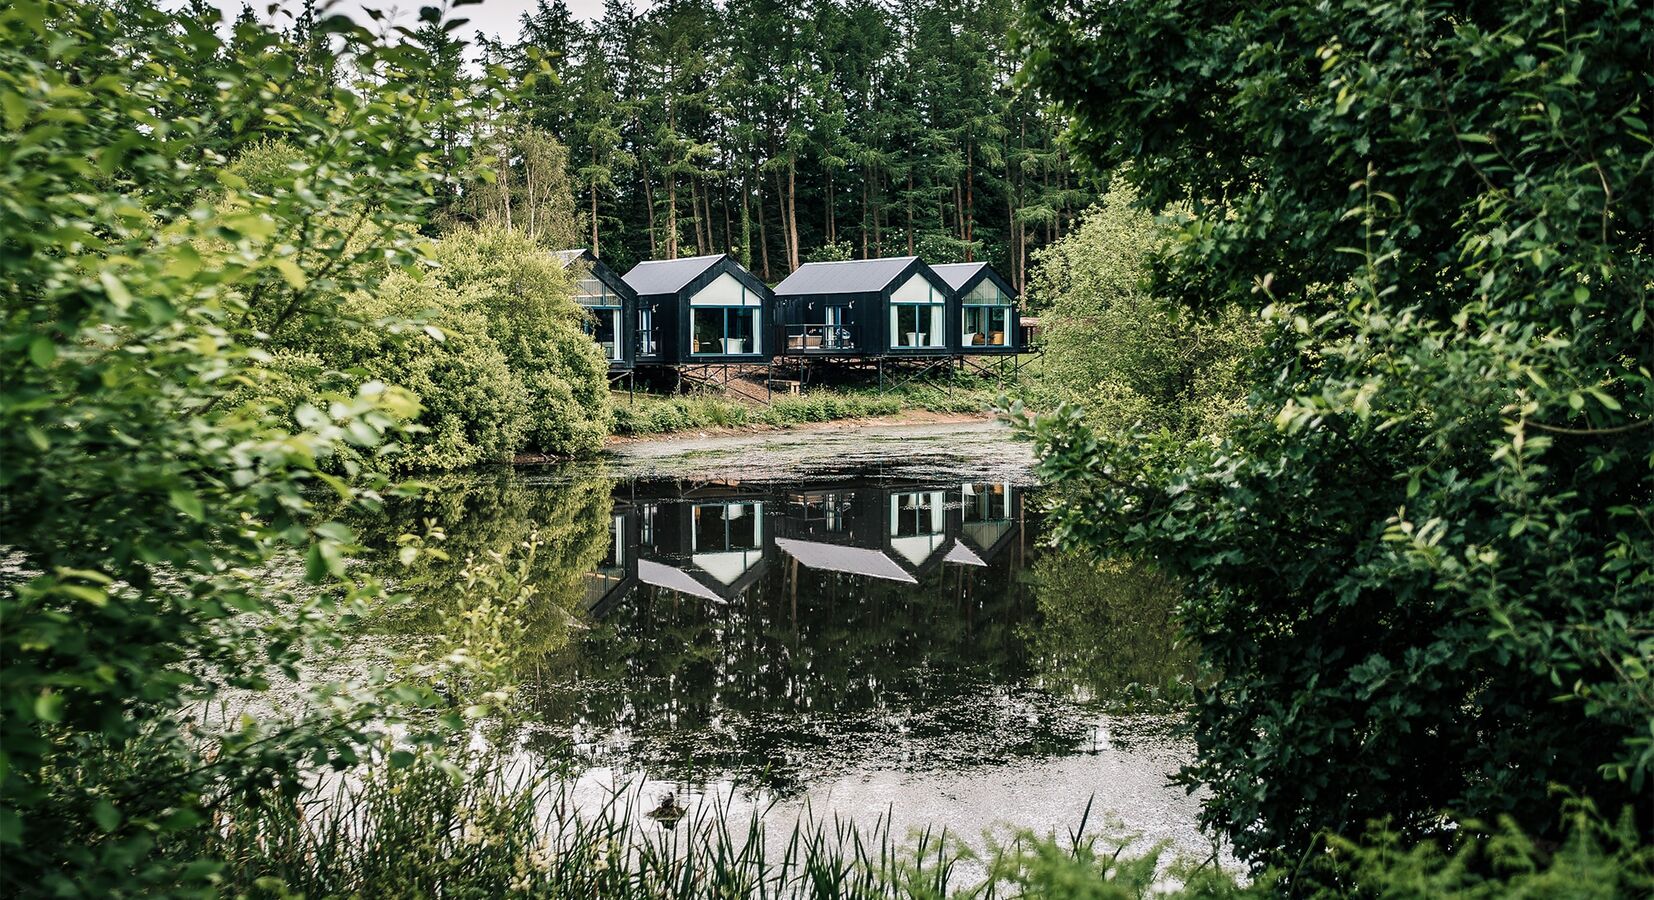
[186, 754, 1650, 899]
[605, 382, 1010, 441]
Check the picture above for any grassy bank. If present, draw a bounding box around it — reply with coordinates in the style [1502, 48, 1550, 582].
[610, 382, 1009, 436]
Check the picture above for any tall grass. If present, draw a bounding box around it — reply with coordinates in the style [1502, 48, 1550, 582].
[611, 383, 1005, 437]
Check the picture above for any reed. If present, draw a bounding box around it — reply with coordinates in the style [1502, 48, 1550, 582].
[172, 753, 1651, 898]
[182, 755, 1241, 899]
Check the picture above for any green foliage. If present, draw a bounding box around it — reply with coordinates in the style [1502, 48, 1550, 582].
[357, 469, 615, 672]
[806, 239, 856, 263]
[427, 226, 613, 457]
[264, 223, 611, 469]
[1310, 802, 1654, 898]
[1019, 0, 1654, 873]
[0, 0, 494, 891]
[1029, 183, 1258, 438]
[307, 271, 531, 471]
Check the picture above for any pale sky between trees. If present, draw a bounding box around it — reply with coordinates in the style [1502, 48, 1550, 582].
[197, 0, 611, 47]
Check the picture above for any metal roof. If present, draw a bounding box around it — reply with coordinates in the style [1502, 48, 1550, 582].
[944, 541, 987, 567]
[622, 254, 725, 295]
[774, 537, 917, 583]
[553, 249, 591, 269]
[772, 257, 919, 295]
[930, 262, 990, 291]
[638, 559, 722, 602]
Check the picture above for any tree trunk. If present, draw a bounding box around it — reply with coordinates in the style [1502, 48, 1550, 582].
[906, 170, 915, 255]
[739, 171, 752, 269]
[722, 175, 733, 255]
[786, 156, 800, 271]
[773, 167, 790, 271]
[691, 176, 706, 255]
[861, 172, 869, 258]
[756, 170, 771, 281]
[964, 142, 974, 261]
[826, 171, 835, 245]
[497, 130, 513, 231]
[872, 170, 882, 256]
[666, 169, 678, 259]
[591, 182, 600, 256]
[641, 153, 657, 258]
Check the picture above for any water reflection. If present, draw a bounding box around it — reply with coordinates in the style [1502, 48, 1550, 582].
[361, 468, 1194, 803]
[523, 478, 1120, 795]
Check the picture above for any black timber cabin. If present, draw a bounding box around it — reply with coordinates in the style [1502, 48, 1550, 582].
[556, 249, 638, 371]
[931, 262, 1022, 355]
[771, 257, 958, 358]
[621, 253, 774, 365]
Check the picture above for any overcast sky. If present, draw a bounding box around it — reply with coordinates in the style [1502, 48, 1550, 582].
[200, 0, 613, 48]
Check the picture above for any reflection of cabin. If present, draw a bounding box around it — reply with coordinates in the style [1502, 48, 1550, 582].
[621, 254, 774, 365]
[931, 263, 1021, 355]
[556, 249, 638, 371]
[775, 488, 918, 583]
[585, 481, 1027, 616]
[632, 494, 771, 602]
[773, 485, 956, 581]
[584, 508, 639, 617]
[771, 257, 958, 358]
[950, 482, 1020, 566]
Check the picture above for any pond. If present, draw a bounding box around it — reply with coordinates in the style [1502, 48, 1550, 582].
[370, 422, 1216, 862]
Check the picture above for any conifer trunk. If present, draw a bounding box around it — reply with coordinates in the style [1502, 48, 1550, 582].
[755, 169, 771, 281]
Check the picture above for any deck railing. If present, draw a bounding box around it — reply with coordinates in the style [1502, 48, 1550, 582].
[780, 323, 856, 355]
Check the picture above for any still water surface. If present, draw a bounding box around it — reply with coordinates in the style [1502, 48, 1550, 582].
[387, 423, 1214, 860]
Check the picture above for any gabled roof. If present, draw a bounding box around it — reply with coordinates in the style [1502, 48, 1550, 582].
[774, 537, 917, 583]
[553, 248, 593, 269]
[944, 541, 987, 567]
[930, 262, 989, 291]
[773, 257, 920, 295]
[638, 559, 722, 603]
[622, 254, 725, 295]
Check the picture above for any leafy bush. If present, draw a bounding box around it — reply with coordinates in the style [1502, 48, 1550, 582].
[303, 272, 531, 470]
[0, 0, 492, 891]
[609, 384, 995, 436]
[1029, 182, 1258, 438]
[1020, 0, 1654, 872]
[1024, 554, 1196, 711]
[429, 227, 612, 456]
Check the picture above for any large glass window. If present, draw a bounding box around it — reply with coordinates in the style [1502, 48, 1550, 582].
[962, 306, 1010, 347]
[583, 307, 622, 360]
[891, 304, 945, 348]
[576, 277, 623, 361]
[962, 280, 1012, 347]
[574, 277, 611, 306]
[693, 502, 762, 551]
[637, 308, 657, 356]
[889, 275, 946, 349]
[692, 307, 760, 355]
[888, 490, 946, 566]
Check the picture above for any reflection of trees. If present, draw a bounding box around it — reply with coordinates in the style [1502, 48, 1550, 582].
[355, 468, 615, 660]
[1022, 554, 1195, 711]
[523, 532, 1096, 796]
